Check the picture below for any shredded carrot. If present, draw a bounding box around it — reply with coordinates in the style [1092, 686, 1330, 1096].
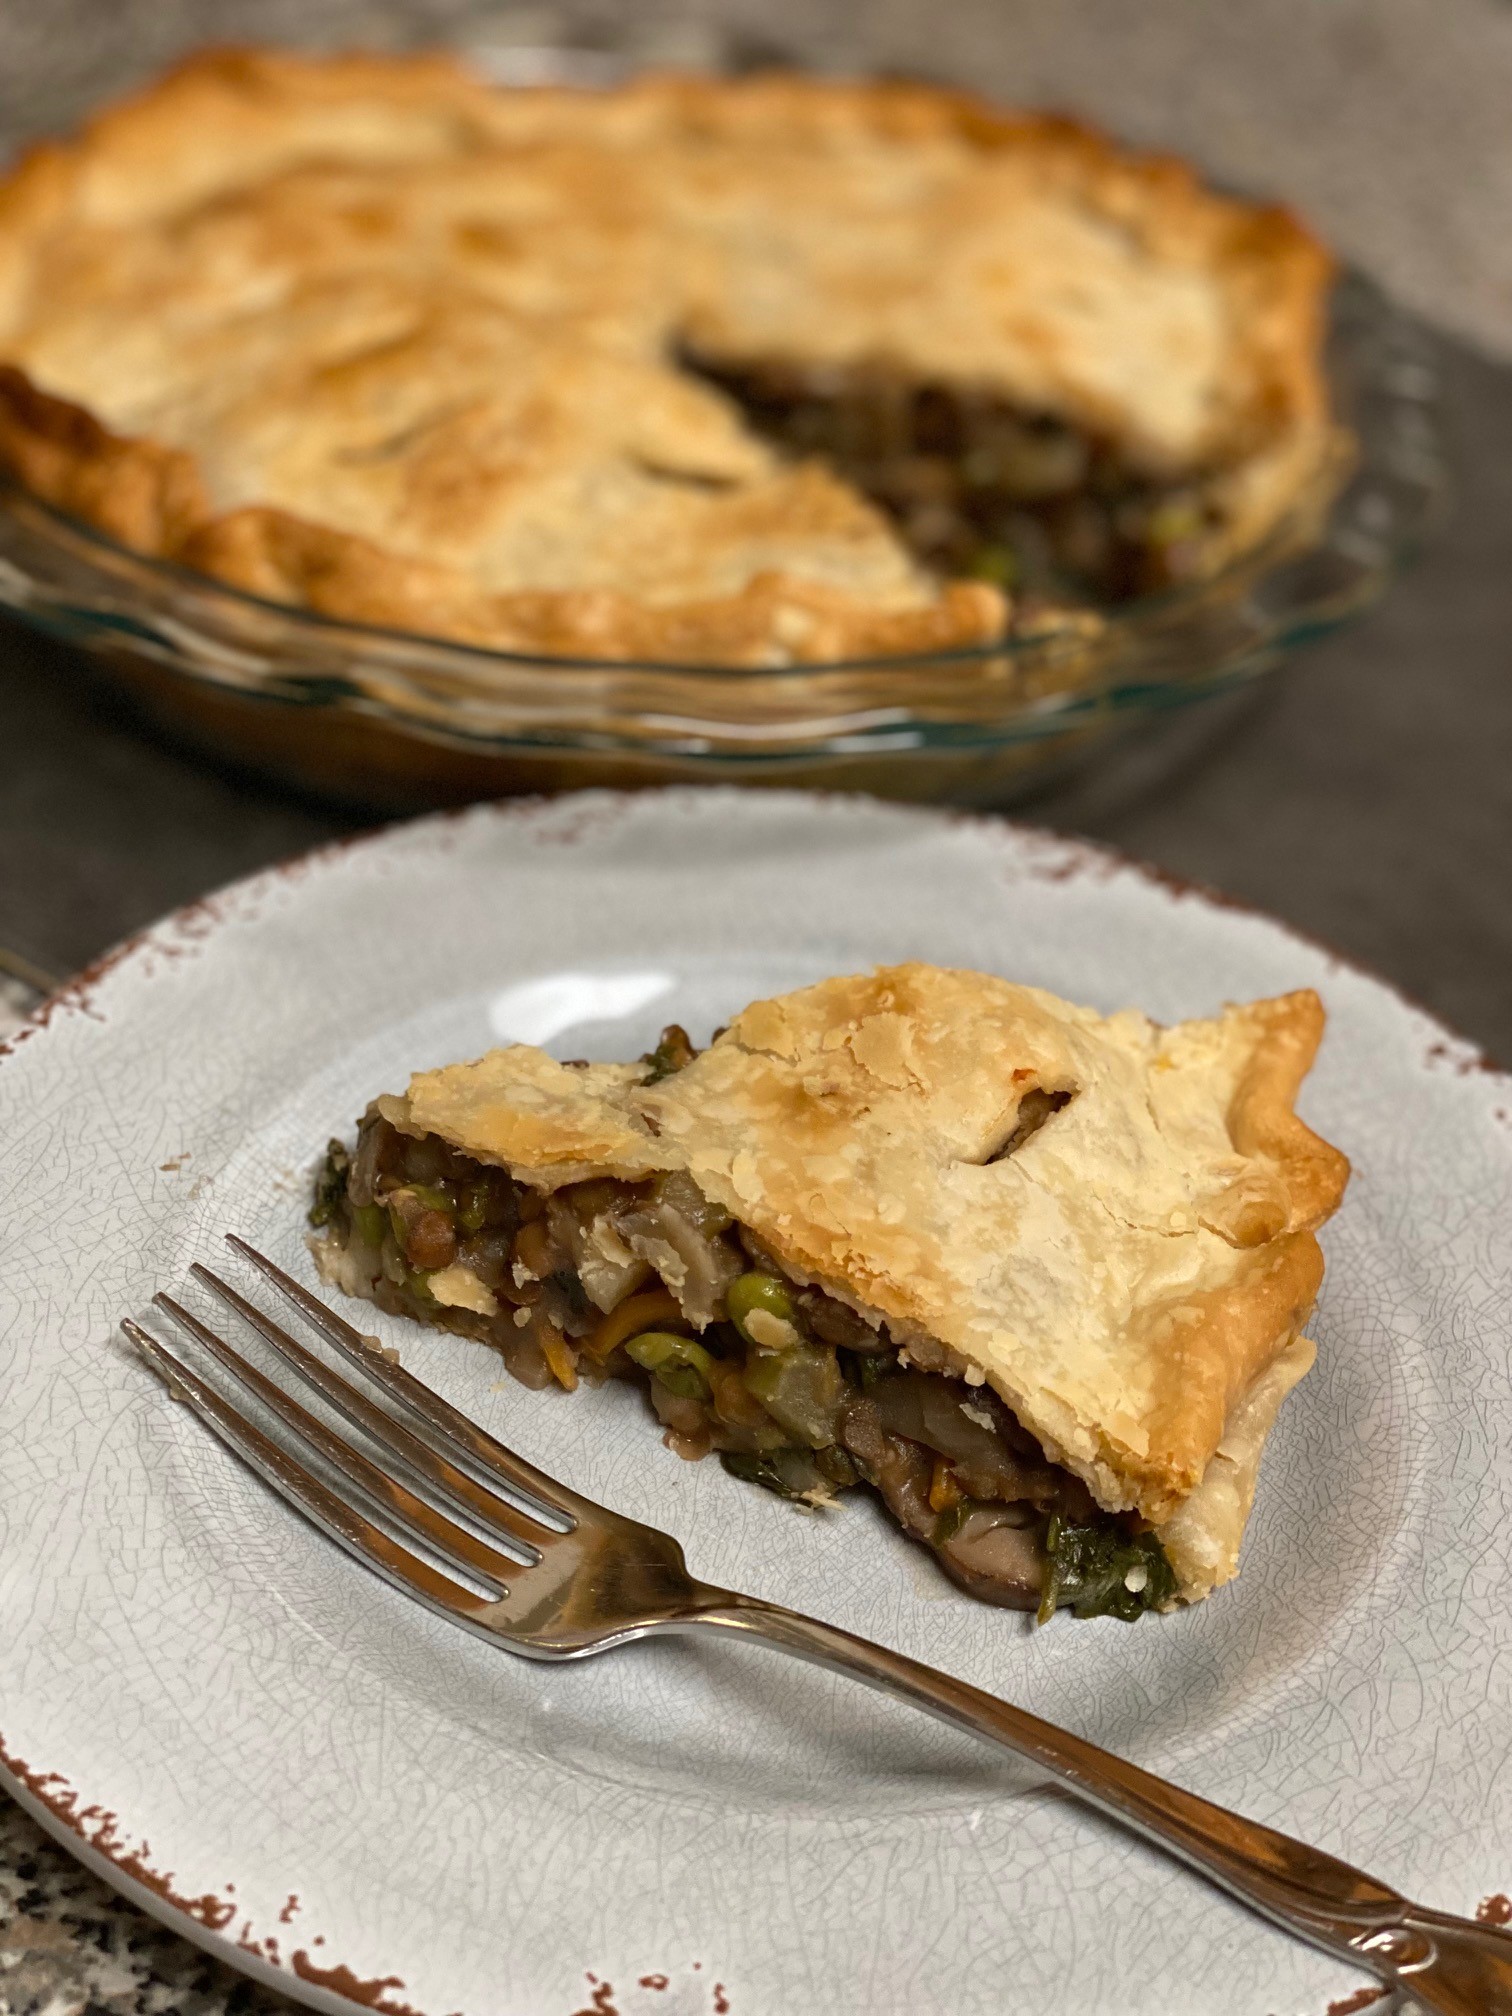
[538, 1320, 579, 1392]
[928, 1459, 963, 1514]
[581, 1287, 684, 1363]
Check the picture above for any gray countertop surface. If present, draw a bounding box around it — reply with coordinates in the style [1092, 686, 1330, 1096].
[2, 6, 1510, 2014]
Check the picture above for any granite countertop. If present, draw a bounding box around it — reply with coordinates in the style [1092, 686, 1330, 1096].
[0, 1804, 294, 2016]
[3, 2, 1512, 2012]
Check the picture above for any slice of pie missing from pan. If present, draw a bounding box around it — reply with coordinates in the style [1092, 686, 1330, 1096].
[309, 964, 1349, 1620]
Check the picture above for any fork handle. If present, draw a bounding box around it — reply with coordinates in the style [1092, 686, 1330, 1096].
[691, 1597, 1512, 2015]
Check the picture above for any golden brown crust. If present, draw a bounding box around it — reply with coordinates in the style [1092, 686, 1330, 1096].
[1227, 990, 1353, 1232]
[0, 48, 1335, 665]
[1123, 1228, 1323, 1516]
[0, 366, 209, 554]
[401, 963, 1349, 1549]
[1156, 1333, 1316, 1599]
[170, 503, 1008, 664]
[402, 1053, 662, 1190]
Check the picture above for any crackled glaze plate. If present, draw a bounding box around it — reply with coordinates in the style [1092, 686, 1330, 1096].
[2, 790, 1510, 2016]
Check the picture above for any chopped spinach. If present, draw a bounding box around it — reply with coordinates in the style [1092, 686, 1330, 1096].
[308, 1139, 351, 1228]
[1037, 1516, 1176, 1624]
[721, 1447, 831, 1501]
[814, 1445, 859, 1491]
[932, 1498, 976, 1545]
[550, 1266, 592, 1319]
[640, 1023, 698, 1084]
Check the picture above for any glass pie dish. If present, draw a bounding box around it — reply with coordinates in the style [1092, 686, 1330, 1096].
[0, 263, 1442, 814]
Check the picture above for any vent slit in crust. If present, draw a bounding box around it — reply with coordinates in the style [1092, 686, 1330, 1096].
[983, 1082, 1075, 1162]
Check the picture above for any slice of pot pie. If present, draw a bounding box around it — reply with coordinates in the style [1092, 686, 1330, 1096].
[309, 965, 1349, 1619]
[0, 49, 1340, 666]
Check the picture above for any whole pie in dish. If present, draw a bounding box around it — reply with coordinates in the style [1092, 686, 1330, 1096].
[309, 965, 1349, 1617]
[0, 49, 1338, 667]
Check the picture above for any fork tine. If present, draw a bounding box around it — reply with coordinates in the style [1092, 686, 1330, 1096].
[124, 1320, 488, 1618]
[190, 1262, 546, 1563]
[226, 1235, 586, 1528]
[151, 1293, 518, 1593]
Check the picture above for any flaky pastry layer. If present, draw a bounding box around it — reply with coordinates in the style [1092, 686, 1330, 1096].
[0, 49, 1335, 664]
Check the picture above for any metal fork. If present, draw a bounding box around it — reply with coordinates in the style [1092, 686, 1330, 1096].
[125, 1238, 1512, 2016]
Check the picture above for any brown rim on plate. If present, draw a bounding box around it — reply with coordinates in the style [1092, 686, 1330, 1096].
[3, 790, 1505, 2016]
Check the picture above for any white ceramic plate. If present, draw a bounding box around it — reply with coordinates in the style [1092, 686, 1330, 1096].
[2, 789, 1509, 2016]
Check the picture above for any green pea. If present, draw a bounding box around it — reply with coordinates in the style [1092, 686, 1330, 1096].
[458, 1181, 490, 1234]
[726, 1272, 798, 1347]
[1146, 499, 1203, 548]
[386, 1184, 453, 1250]
[625, 1330, 715, 1402]
[353, 1202, 387, 1249]
[965, 542, 1019, 589]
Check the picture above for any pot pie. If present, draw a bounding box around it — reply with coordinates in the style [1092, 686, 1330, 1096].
[0, 48, 1339, 668]
[309, 965, 1349, 1617]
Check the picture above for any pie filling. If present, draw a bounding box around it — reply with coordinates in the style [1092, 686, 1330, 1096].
[682, 349, 1226, 605]
[310, 1027, 1176, 1622]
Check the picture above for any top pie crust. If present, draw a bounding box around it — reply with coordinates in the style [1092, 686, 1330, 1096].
[0, 48, 1335, 665]
[395, 964, 1349, 1576]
